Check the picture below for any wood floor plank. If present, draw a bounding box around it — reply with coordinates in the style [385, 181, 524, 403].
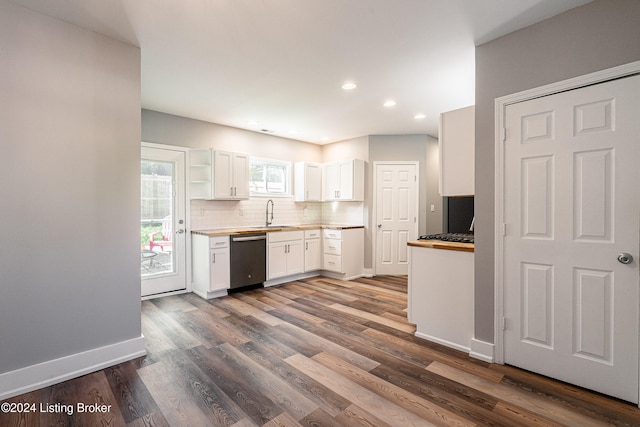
[186, 345, 282, 426]
[261, 410, 302, 427]
[142, 301, 204, 349]
[138, 359, 213, 427]
[275, 321, 380, 372]
[286, 353, 443, 427]
[217, 343, 319, 421]
[333, 404, 394, 427]
[125, 410, 171, 427]
[363, 328, 503, 383]
[211, 296, 283, 326]
[104, 359, 160, 424]
[4, 275, 640, 426]
[312, 351, 475, 427]
[426, 361, 613, 427]
[236, 340, 352, 417]
[179, 307, 251, 347]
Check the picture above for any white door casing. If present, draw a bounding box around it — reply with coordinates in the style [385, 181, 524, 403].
[374, 162, 419, 275]
[141, 143, 189, 297]
[500, 74, 640, 403]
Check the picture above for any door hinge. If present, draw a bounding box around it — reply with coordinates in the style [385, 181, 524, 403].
[502, 317, 507, 331]
[502, 223, 507, 236]
[502, 127, 507, 142]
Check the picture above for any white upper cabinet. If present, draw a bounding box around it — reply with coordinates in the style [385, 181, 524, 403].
[294, 162, 322, 201]
[214, 150, 249, 200]
[323, 159, 364, 201]
[189, 149, 249, 200]
[439, 105, 475, 196]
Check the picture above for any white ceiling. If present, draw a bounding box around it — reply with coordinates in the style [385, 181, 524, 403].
[12, 0, 591, 144]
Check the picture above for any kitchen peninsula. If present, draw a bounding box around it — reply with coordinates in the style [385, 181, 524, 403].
[407, 238, 474, 353]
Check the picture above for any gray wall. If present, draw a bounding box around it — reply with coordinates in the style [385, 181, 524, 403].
[474, 0, 640, 342]
[142, 109, 322, 162]
[368, 135, 437, 268]
[0, 2, 142, 374]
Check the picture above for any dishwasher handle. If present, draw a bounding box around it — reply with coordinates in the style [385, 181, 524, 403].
[232, 235, 267, 242]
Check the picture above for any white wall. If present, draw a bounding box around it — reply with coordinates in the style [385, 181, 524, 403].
[474, 0, 640, 343]
[0, 1, 143, 397]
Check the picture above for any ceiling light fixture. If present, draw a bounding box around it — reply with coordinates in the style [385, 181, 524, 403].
[341, 82, 357, 90]
[414, 113, 426, 119]
[384, 100, 397, 107]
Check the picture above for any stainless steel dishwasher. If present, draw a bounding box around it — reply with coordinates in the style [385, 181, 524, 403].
[230, 233, 266, 291]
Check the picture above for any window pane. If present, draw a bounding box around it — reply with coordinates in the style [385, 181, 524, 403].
[249, 158, 290, 195]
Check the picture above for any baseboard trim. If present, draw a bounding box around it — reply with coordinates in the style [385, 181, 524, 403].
[264, 271, 320, 287]
[469, 338, 495, 363]
[414, 332, 471, 354]
[0, 335, 146, 400]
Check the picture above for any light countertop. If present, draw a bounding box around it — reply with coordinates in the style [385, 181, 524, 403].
[192, 224, 364, 237]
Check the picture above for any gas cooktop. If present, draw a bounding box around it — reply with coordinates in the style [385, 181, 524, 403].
[418, 233, 474, 244]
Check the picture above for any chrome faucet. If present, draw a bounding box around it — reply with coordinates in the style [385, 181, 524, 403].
[266, 199, 274, 226]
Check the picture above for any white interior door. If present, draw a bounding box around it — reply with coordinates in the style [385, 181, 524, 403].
[375, 162, 418, 275]
[141, 145, 188, 297]
[503, 75, 640, 403]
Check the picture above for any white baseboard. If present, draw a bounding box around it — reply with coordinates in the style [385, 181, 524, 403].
[469, 338, 495, 363]
[414, 331, 471, 354]
[264, 271, 320, 287]
[192, 288, 228, 300]
[0, 335, 146, 400]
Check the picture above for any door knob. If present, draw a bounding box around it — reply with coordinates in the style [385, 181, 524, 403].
[617, 252, 633, 264]
[176, 229, 185, 234]
[377, 224, 382, 229]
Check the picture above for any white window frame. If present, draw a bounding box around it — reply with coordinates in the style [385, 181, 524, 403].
[249, 156, 292, 197]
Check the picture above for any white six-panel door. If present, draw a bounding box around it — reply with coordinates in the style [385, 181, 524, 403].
[375, 162, 418, 275]
[503, 75, 640, 403]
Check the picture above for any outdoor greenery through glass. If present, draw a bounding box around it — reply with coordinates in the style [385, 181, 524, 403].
[249, 158, 290, 195]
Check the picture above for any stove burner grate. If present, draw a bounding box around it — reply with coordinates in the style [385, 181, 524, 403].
[418, 233, 474, 244]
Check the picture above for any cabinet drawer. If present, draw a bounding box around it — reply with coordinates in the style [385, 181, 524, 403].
[268, 230, 304, 243]
[209, 236, 229, 248]
[323, 239, 342, 255]
[323, 254, 342, 273]
[322, 229, 342, 240]
[304, 229, 321, 239]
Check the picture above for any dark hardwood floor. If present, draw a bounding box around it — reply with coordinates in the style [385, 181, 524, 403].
[3, 275, 640, 426]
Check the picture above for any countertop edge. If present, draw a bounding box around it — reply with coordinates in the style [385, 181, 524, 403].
[192, 224, 364, 236]
[408, 240, 474, 253]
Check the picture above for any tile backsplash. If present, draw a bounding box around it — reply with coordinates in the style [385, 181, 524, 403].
[191, 198, 364, 230]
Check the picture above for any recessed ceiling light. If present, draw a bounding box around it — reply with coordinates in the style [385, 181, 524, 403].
[414, 113, 426, 119]
[384, 100, 397, 107]
[342, 82, 357, 90]
[247, 121, 259, 126]
[321, 136, 329, 142]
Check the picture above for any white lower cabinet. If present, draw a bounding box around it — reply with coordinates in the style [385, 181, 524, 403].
[304, 229, 322, 272]
[322, 228, 364, 280]
[267, 231, 304, 280]
[408, 245, 473, 352]
[192, 234, 230, 299]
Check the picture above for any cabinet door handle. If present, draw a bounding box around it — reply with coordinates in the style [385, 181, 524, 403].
[212, 253, 216, 264]
[306, 242, 308, 250]
[230, 187, 233, 196]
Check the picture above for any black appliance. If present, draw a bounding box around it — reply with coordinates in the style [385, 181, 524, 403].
[230, 233, 266, 291]
[443, 196, 474, 233]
